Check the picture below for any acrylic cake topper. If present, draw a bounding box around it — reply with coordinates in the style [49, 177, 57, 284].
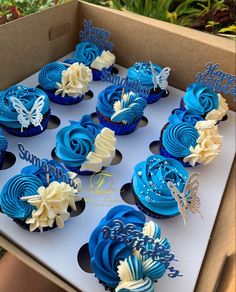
[149, 61, 171, 92]
[17, 143, 82, 202]
[101, 68, 150, 99]
[80, 19, 113, 51]
[195, 62, 236, 99]
[10, 95, 45, 132]
[102, 219, 182, 278]
[167, 172, 202, 226]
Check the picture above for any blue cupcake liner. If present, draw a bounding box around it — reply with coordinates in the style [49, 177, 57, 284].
[92, 65, 113, 81]
[64, 164, 96, 176]
[179, 98, 185, 110]
[40, 88, 84, 105]
[96, 110, 141, 135]
[160, 145, 193, 168]
[0, 150, 6, 169]
[147, 89, 169, 104]
[5, 110, 51, 137]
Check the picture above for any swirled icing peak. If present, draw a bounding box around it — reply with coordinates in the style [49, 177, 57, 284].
[91, 50, 115, 70]
[70, 114, 103, 137]
[168, 109, 204, 126]
[38, 62, 66, 90]
[73, 41, 101, 66]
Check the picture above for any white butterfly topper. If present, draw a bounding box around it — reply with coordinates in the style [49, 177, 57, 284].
[167, 172, 202, 226]
[149, 61, 171, 91]
[10, 95, 45, 132]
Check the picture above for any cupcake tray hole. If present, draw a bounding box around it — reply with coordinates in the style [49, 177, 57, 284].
[111, 149, 122, 166]
[120, 183, 136, 205]
[222, 114, 228, 121]
[161, 89, 169, 98]
[149, 140, 161, 154]
[51, 147, 61, 162]
[70, 198, 86, 217]
[111, 67, 119, 75]
[1, 152, 16, 170]
[138, 116, 148, 128]
[90, 112, 100, 124]
[84, 90, 94, 100]
[77, 243, 93, 273]
[47, 115, 61, 130]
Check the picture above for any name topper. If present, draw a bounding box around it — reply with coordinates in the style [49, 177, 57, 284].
[18, 143, 77, 189]
[101, 68, 150, 99]
[80, 20, 113, 51]
[195, 62, 236, 98]
[102, 219, 182, 278]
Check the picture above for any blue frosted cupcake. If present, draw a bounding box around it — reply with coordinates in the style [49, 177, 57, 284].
[55, 123, 116, 175]
[132, 155, 189, 219]
[180, 83, 228, 122]
[96, 85, 147, 135]
[38, 61, 92, 105]
[89, 205, 178, 291]
[127, 62, 170, 104]
[70, 114, 103, 137]
[0, 173, 82, 232]
[0, 85, 50, 137]
[0, 129, 8, 169]
[168, 108, 204, 126]
[69, 42, 115, 81]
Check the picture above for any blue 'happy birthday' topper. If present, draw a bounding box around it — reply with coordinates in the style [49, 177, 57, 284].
[18, 143, 77, 189]
[80, 20, 113, 51]
[102, 219, 182, 278]
[195, 62, 236, 98]
[101, 68, 150, 99]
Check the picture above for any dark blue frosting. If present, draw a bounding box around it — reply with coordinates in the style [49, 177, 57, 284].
[168, 109, 204, 126]
[69, 115, 103, 137]
[0, 128, 8, 153]
[183, 83, 219, 115]
[73, 41, 101, 66]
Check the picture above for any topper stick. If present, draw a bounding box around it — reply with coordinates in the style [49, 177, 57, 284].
[121, 87, 125, 99]
[46, 173, 50, 185]
[20, 195, 40, 201]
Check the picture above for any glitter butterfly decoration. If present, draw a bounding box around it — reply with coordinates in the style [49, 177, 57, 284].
[10, 95, 45, 132]
[167, 172, 202, 226]
[149, 61, 171, 91]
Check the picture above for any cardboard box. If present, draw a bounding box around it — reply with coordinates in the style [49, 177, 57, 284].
[0, 1, 235, 291]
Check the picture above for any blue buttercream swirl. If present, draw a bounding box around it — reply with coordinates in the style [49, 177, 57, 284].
[132, 155, 189, 216]
[168, 109, 204, 126]
[56, 125, 95, 168]
[0, 85, 50, 129]
[183, 83, 219, 115]
[127, 62, 162, 90]
[73, 41, 101, 66]
[0, 174, 43, 219]
[21, 160, 68, 187]
[111, 92, 147, 124]
[97, 85, 123, 118]
[69, 115, 103, 137]
[38, 62, 66, 90]
[162, 122, 198, 158]
[0, 129, 8, 153]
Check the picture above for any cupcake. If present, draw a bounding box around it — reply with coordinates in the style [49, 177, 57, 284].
[96, 85, 147, 135]
[70, 114, 103, 137]
[55, 123, 116, 175]
[127, 62, 170, 104]
[0, 129, 8, 169]
[0, 85, 50, 137]
[38, 62, 92, 105]
[0, 172, 82, 232]
[89, 205, 179, 291]
[181, 83, 228, 122]
[160, 120, 223, 167]
[67, 41, 115, 81]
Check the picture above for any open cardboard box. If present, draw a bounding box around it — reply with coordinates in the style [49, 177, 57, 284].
[0, 1, 235, 291]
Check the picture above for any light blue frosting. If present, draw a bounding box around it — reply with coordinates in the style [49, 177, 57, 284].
[111, 92, 147, 124]
[133, 155, 189, 216]
[127, 62, 162, 90]
[0, 85, 50, 129]
[38, 62, 66, 90]
[0, 174, 43, 219]
[69, 115, 103, 137]
[0, 129, 8, 153]
[73, 41, 101, 66]
[183, 83, 219, 115]
[162, 122, 199, 158]
[55, 125, 95, 168]
[21, 159, 68, 187]
[97, 85, 123, 118]
[168, 109, 204, 126]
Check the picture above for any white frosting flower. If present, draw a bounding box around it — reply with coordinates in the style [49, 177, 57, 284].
[184, 120, 223, 166]
[80, 128, 116, 172]
[26, 182, 78, 232]
[56, 63, 92, 98]
[90, 50, 115, 70]
[205, 94, 228, 121]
